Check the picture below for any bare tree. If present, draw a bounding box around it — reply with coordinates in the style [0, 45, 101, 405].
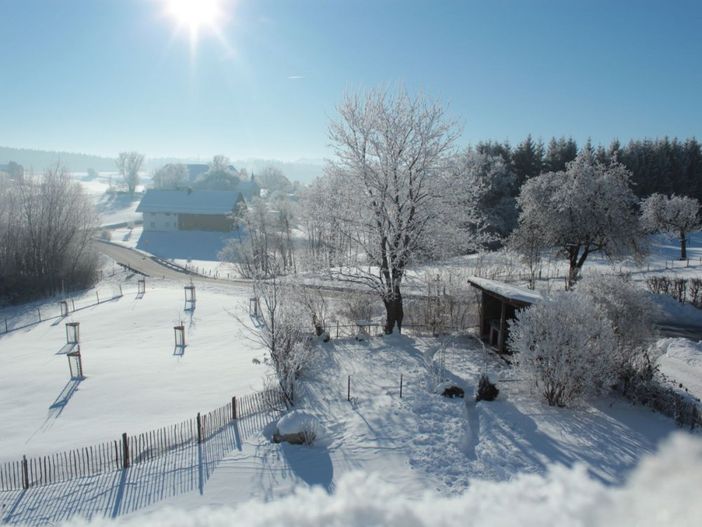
[116, 151, 144, 194]
[326, 87, 462, 333]
[253, 276, 312, 404]
[641, 193, 700, 260]
[0, 164, 99, 302]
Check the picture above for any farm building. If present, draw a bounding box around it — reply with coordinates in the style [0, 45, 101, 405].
[468, 277, 541, 354]
[137, 189, 244, 232]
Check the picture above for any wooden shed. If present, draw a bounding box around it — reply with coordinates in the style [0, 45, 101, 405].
[467, 277, 541, 354]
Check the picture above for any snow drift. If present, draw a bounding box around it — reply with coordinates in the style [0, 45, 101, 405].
[51, 432, 701, 527]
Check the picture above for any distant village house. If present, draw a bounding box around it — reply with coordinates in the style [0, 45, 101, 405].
[137, 189, 245, 232]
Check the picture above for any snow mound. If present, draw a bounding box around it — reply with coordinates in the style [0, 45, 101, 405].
[275, 410, 321, 445]
[277, 410, 319, 436]
[52, 432, 702, 527]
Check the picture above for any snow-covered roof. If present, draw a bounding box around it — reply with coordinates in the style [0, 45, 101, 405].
[136, 189, 241, 215]
[467, 277, 542, 305]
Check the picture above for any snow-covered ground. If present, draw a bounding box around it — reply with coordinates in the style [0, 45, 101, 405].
[71, 172, 143, 227]
[658, 338, 702, 401]
[3, 329, 696, 525]
[16, 433, 702, 527]
[0, 280, 270, 463]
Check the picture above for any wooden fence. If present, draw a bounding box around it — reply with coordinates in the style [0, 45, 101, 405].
[329, 322, 476, 339]
[0, 285, 127, 336]
[0, 387, 286, 491]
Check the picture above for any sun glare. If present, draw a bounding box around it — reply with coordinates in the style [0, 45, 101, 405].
[165, 0, 223, 36]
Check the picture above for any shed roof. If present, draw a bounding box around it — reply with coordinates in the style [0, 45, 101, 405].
[136, 190, 240, 215]
[467, 277, 542, 305]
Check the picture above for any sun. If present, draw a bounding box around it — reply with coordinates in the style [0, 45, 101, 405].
[164, 0, 224, 36]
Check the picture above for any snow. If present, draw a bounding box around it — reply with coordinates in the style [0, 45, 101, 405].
[0, 326, 695, 525]
[0, 280, 270, 462]
[468, 276, 542, 304]
[36, 433, 702, 526]
[276, 410, 320, 436]
[657, 338, 702, 401]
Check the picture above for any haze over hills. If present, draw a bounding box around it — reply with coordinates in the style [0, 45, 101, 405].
[0, 146, 325, 184]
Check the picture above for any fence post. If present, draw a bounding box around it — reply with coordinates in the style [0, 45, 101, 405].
[119, 284, 123, 297]
[347, 375, 351, 402]
[22, 455, 29, 489]
[37, 307, 41, 322]
[4, 318, 7, 333]
[336, 321, 339, 339]
[232, 397, 237, 420]
[96, 291, 100, 304]
[400, 374, 403, 398]
[196, 413, 202, 443]
[122, 433, 130, 468]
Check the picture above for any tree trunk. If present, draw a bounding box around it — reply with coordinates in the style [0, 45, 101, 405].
[383, 289, 404, 334]
[680, 230, 687, 260]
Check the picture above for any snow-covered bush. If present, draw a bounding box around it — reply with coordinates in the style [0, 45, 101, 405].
[508, 292, 617, 407]
[274, 410, 320, 445]
[575, 274, 660, 392]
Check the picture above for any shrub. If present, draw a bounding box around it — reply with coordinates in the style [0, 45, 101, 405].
[508, 292, 616, 407]
[476, 374, 499, 402]
[576, 274, 660, 394]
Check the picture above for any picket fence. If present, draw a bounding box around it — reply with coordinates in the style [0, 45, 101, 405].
[0, 387, 287, 491]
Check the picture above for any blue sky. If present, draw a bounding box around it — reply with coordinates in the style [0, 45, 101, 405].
[0, 0, 700, 160]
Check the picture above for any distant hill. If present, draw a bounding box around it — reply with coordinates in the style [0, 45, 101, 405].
[0, 146, 116, 172]
[1, 146, 326, 184]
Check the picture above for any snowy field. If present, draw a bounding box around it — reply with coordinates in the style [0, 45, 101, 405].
[0, 280, 269, 463]
[71, 172, 143, 227]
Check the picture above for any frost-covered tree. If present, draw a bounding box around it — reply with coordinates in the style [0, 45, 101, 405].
[641, 193, 700, 260]
[575, 274, 660, 392]
[152, 163, 187, 189]
[257, 166, 293, 194]
[454, 149, 517, 238]
[514, 150, 643, 288]
[220, 197, 297, 277]
[116, 151, 144, 194]
[0, 164, 99, 302]
[253, 277, 312, 404]
[508, 292, 616, 407]
[326, 87, 472, 333]
[508, 219, 546, 289]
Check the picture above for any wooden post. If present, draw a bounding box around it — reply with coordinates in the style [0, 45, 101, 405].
[22, 455, 29, 489]
[37, 307, 41, 322]
[347, 375, 351, 402]
[71, 299, 75, 311]
[119, 284, 123, 297]
[400, 374, 403, 398]
[196, 413, 202, 443]
[4, 318, 7, 333]
[96, 291, 100, 304]
[336, 321, 339, 339]
[232, 396, 237, 420]
[122, 433, 130, 468]
[497, 302, 507, 353]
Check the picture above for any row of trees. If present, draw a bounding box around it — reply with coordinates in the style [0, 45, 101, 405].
[0, 166, 99, 302]
[473, 135, 702, 202]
